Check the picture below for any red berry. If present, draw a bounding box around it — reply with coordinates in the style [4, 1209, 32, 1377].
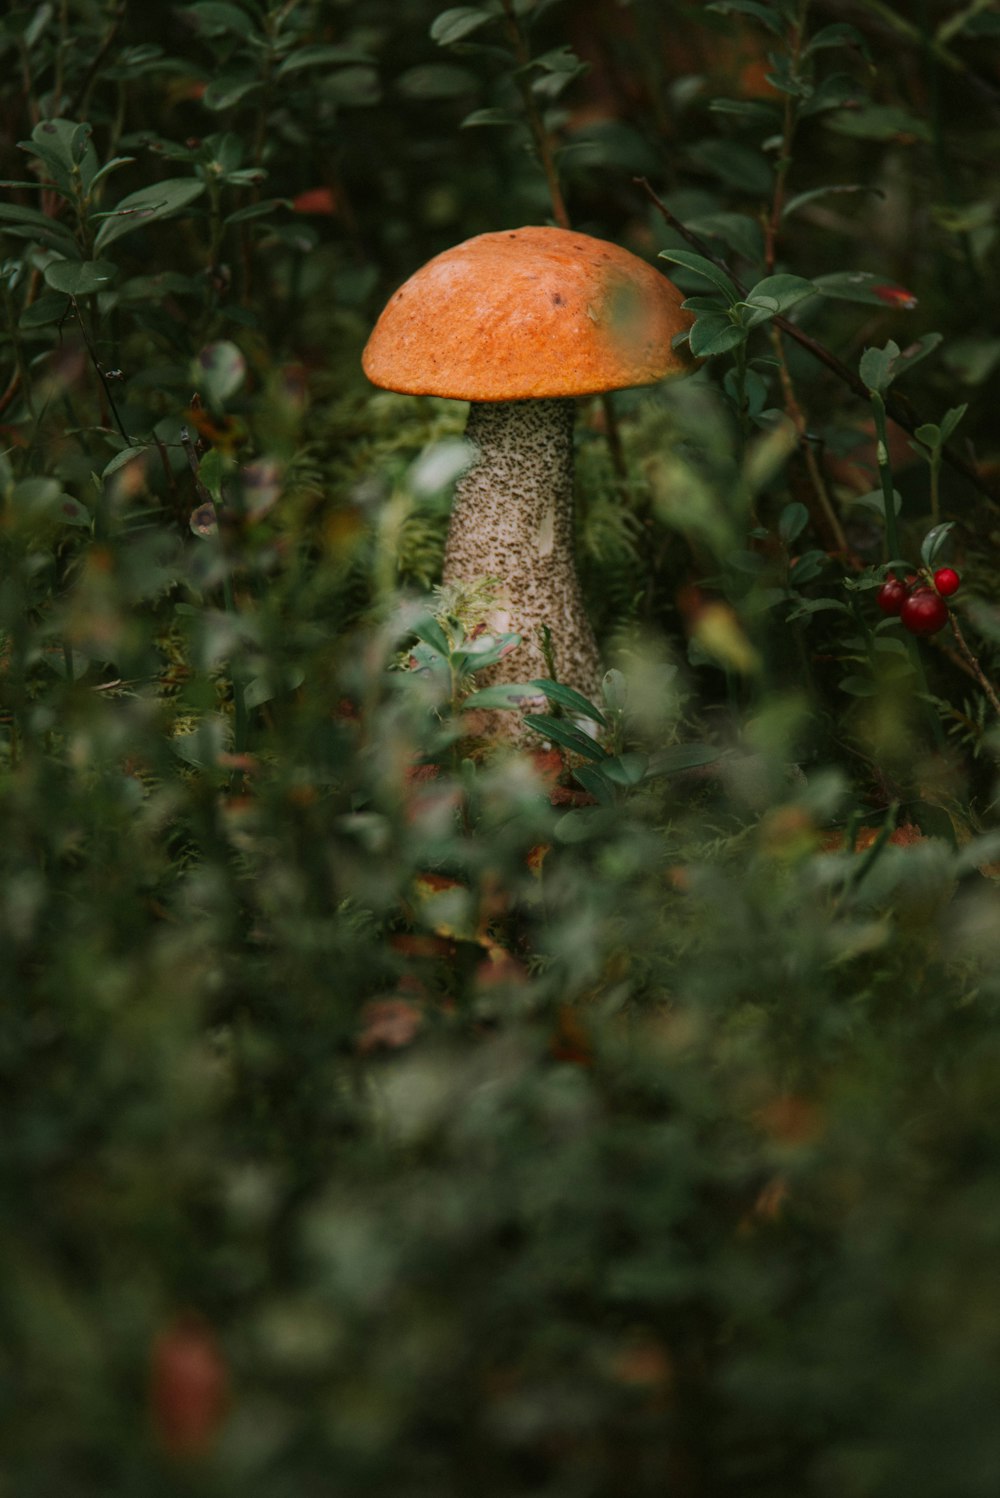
[150, 1315, 229, 1460]
[933, 567, 961, 597]
[900, 588, 949, 636]
[875, 575, 908, 616]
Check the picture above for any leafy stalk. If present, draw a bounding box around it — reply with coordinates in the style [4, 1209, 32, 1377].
[869, 389, 902, 562]
[499, 0, 571, 231]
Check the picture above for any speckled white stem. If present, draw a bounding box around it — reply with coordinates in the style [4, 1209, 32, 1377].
[442, 398, 602, 709]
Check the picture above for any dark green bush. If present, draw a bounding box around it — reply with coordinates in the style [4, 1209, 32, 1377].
[3, 1, 1000, 1494]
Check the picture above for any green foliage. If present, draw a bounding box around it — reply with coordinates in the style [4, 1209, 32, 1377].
[3, 1, 1000, 1494]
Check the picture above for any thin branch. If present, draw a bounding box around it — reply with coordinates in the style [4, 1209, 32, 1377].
[949, 613, 1000, 718]
[500, 0, 571, 231]
[66, 2, 127, 119]
[70, 297, 130, 444]
[769, 322, 851, 556]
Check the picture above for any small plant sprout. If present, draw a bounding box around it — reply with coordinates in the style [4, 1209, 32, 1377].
[914, 405, 968, 524]
[859, 335, 943, 561]
[363, 227, 693, 717]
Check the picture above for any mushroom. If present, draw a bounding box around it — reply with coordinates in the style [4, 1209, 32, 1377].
[362, 226, 692, 717]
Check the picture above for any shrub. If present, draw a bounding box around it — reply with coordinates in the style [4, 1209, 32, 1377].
[3, 2, 1000, 1494]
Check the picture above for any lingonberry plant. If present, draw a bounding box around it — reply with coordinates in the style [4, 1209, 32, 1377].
[3, 3, 1000, 1496]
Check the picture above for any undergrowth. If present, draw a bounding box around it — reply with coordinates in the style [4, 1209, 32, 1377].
[3, 2, 1000, 1495]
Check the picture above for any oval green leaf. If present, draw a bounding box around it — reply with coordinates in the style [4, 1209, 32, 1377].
[44, 258, 117, 296]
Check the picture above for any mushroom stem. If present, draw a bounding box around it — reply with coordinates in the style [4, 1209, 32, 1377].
[443, 397, 602, 705]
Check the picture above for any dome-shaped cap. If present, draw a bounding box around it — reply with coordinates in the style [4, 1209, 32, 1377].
[362, 226, 693, 401]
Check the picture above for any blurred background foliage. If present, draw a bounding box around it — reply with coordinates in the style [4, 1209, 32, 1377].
[3, 1, 1000, 1494]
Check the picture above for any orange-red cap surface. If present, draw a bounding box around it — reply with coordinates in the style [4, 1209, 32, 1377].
[362, 226, 693, 401]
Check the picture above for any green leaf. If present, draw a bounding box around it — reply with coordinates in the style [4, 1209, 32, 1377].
[782, 183, 881, 220]
[601, 669, 628, 711]
[19, 292, 70, 328]
[13, 477, 61, 509]
[704, 0, 784, 35]
[644, 743, 722, 777]
[44, 258, 117, 296]
[682, 295, 729, 314]
[891, 332, 943, 381]
[203, 70, 261, 111]
[779, 501, 809, 546]
[839, 675, 878, 697]
[786, 598, 852, 620]
[571, 766, 617, 806]
[861, 333, 943, 394]
[243, 667, 305, 709]
[686, 138, 774, 194]
[824, 103, 931, 141]
[684, 212, 765, 263]
[197, 448, 227, 502]
[452, 633, 521, 673]
[102, 446, 152, 479]
[787, 549, 827, 584]
[221, 168, 267, 188]
[277, 44, 375, 75]
[194, 340, 246, 406]
[10, 476, 82, 526]
[520, 45, 584, 75]
[522, 715, 609, 762]
[873, 635, 910, 659]
[462, 683, 547, 711]
[860, 341, 899, 394]
[743, 272, 815, 324]
[430, 7, 500, 46]
[93, 178, 205, 251]
[397, 64, 477, 99]
[224, 197, 290, 226]
[657, 248, 739, 304]
[942, 336, 1000, 387]
[939, 404, 968, 443]
[813, 271, 917, 308]
[727, 549, 768, 576]
[460, 107, 523, 128]
[689, 314, 746, 358]
[851, 486, 902, 518]
[88, 156, 136, 193]
[554, 806, 620, 841]
[0, 201, 78, 253]
[528, 678, 607, 726]
[54, 497, 91, 528]
[183, 2, 255, 37]
[805, 22, 873, 62]
[920, 521, 954, 568]
[117, 271, 202, 303]
[708, 98, 781, 128]
[602, 752, 649, 786]
[22, 119, 99, 193]
[323, 66, 380, 106]
[410, 615, 452, 658]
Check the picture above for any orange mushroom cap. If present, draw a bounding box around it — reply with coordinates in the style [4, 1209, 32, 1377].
[362, 226, 693, 402]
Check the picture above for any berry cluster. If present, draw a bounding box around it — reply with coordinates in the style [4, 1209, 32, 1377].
[876, 568, 960, 636]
